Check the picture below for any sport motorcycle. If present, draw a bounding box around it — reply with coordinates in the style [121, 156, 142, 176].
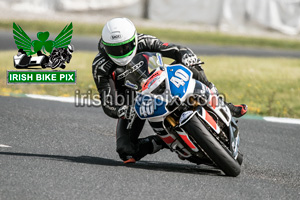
[124, 52, 243, 177]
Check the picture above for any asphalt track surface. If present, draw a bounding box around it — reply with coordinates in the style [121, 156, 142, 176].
[1, 30, 300, 57]
[0, 96, 299, 200]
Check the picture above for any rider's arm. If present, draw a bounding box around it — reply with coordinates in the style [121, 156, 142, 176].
[92, 52, 120, 119]
[137, 33, 196, 64]
[138, 34, 213, 88]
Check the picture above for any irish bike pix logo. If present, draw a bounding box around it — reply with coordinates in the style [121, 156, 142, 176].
[7, 22, 76, 84]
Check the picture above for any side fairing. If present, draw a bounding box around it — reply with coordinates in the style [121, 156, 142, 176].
[134, 64, 195, 120]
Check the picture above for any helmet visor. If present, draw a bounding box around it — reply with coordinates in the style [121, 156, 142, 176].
[102, 34, 136, 58]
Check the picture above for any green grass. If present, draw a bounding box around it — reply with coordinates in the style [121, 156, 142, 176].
[2, 19, 300, 50]
[1, 51, 300, 118]
[202, 56, 300, 118]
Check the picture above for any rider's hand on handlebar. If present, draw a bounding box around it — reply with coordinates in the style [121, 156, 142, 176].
[182, 52, 200, 67]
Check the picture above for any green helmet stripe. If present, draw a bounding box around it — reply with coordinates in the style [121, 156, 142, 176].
[102, 34, 136, 46]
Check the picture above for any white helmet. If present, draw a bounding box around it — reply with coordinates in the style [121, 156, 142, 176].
[102, 18, 137, 66]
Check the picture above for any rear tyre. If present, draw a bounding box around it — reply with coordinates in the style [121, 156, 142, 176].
[181, 114, 241, 177]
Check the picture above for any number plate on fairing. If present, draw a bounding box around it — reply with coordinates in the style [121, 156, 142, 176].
[134, 94, 167, 119]
[167, 65, 192, 98]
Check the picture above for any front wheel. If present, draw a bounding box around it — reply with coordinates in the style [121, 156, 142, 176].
[181, 114, 241, 177]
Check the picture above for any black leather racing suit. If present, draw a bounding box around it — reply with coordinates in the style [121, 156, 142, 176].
[92, 33, 212, 161]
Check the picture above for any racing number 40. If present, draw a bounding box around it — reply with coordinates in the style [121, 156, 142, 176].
[140, 98, 154, 117]
[170, 69, 189, 88]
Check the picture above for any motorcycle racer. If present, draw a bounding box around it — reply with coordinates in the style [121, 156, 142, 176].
[92, 17, 247, 163]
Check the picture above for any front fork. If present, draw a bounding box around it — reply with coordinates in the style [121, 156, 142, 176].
[165, 96, 201, 126]
[165, 96, 200, 127]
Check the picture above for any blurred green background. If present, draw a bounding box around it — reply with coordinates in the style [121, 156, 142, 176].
[1, 3, 300, 118]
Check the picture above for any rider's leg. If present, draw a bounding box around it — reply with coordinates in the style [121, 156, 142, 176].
[116, 118, 165, 163]
[116, 118, 144, 162]
[133, 134, 167, 161]
[189, 65, 248, 118]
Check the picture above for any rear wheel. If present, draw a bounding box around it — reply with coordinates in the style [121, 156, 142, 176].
[181, 115, 241, 177]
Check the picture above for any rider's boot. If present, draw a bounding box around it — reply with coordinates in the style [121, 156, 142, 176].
[225, 103, 248, 118]
[123, 135, 167, 164]
[123, 156, 136, 164]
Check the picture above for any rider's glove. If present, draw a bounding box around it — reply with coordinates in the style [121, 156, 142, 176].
[181, 51, 199, 67]
[117, 105, 132, 119]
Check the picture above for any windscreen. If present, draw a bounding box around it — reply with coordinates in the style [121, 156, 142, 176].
[124, 52, 163, 91]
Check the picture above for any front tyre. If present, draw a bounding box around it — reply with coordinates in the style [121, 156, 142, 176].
[181, 115, 241, 177]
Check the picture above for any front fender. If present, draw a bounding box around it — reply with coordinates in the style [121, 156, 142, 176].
[179, 107, 221, 134]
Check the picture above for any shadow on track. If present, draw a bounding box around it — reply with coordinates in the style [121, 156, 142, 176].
[0, 151, 222, 176]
